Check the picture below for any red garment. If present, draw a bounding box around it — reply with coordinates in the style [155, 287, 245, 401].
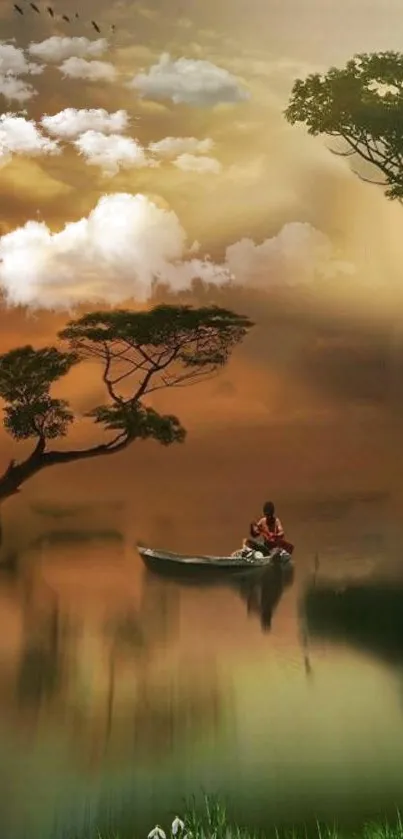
[255, 515, 284, 542]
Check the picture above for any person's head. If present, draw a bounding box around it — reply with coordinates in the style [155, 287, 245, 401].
[263, 501, 275, 519]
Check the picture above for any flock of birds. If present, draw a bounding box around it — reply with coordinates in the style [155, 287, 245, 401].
[12, 0, 116, 36]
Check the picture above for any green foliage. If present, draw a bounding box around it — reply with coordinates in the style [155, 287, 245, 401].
[59, 304, 253, 370]
[0, 345, 79, 402]
[81, 798, 403, 839]
[86, 402, 186, 445]
[3, 397, 74, 440]
[285, 51, 403, 198]
[183, 796, 252, 839]
[0, 346, 78, 441]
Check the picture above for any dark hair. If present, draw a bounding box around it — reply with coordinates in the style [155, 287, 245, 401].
[263, 501, 275, 517]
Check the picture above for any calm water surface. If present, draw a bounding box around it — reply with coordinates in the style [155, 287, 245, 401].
[1, 496, 403, 838]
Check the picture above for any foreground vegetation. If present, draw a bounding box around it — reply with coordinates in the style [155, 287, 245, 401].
[73, 797, 403, 839]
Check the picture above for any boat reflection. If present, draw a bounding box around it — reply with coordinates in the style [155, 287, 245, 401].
[143, 560, 295, 632]
[235, 563, 295, 631]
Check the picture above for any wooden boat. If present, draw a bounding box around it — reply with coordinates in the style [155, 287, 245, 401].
[137, 544, 293, 579]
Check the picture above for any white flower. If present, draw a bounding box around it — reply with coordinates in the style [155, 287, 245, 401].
[172, 817, 185, 836]
[148, 827, 166, 839]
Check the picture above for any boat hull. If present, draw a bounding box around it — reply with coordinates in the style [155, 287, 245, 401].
[137, 544, 293, 579]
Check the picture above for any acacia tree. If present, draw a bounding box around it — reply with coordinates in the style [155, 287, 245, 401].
[285, 51, 403, 198]
[0, 304, 253, 502]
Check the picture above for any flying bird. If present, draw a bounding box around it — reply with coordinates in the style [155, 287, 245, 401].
[111, 24, 116, 32]
[46, 5, 54, 15]
[75, 11, 79, 17]
[91, 19, 100, 32]
[13, 4, 24, 14]
[30, 2, 40, 12]
[61, 13, 70, 21]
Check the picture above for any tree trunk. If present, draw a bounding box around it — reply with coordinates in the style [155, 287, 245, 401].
[0, 434, 132, 504]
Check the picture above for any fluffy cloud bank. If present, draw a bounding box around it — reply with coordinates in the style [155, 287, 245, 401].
[0, 195, 353, 311]
[0, 108, 221, 176]
[0, 113, 60, 165]
[0, 76, 37, 103]
[0, 42, 43, 76]
[226, 223, 355, 287]
[59, 57, 117, 82]
[41, 108, 129, 139]
[27, 36, 107, 63]
[0, 194, 229, 309]
[73, 131, 153, 175]
[129, 53, 250, 105]
[0, 41, 43, 103]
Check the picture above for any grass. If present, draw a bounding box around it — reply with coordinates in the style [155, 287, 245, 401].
[70, 797, 403, 839]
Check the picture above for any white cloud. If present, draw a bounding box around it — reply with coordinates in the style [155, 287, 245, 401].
[0, 200, 353, 311]
[0, 75, 37, 103]
[73, 131, 153, 176]
[173, 153, 222, 174]
[129, 52, 250, 106]
[0, 113, 60, 166]
[0, 41, 43, 76]
[0, 42, 43, 103]
[225, 222, 355, 288]
[41, 108, 129, 140]
[148, 136, 214, 158]
[27, 36, 108, 64]
[59, 57, 118, 82]
[0, 193, 230, 310]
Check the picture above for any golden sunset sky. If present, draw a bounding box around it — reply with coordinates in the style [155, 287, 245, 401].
[1, 0, 403, 544]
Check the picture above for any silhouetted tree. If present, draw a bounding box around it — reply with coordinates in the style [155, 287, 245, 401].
[285, 51, 403, 198]
[0, 304, 253, 502]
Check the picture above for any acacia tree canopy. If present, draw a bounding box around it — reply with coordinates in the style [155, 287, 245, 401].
[285, 51, 403, 199]
[0, 304, 253, 500]
[0, 346, 79, 442]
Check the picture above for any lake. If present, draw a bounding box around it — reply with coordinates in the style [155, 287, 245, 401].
[0, 491, 403, 839]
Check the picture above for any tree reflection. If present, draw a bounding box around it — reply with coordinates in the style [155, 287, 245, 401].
[101, 569, 224, 758]
[15, 578, 67, 709]
[0, 523, 236, 839]
[302, 577, 403, 666]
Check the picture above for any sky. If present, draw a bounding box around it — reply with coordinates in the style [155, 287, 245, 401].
[1, 0, 403, 536]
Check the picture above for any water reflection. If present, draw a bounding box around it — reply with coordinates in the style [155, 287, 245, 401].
[0, 535, 231, 768]
[5, 511, 403, 839]
[235, 563, 294, 631]
[303, 575, 403, 666]
[16, 591, 63, 709]
[143, 560, 295, 633]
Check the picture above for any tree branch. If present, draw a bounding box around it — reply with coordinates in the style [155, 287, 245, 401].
[329, 146, 356, 157]
[340, 131, 392, 180]
[130, 347, 181, 402]
[0, 432, 133, 502]
[43, 433, 131, 466]
[102, 342, 125, 405]
[351, 168, 388, 185]
[146, 367, 219, 393]
[32, 435, 46, 456]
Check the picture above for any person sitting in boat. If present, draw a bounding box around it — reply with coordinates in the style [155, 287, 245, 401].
[255, 501, 284, 542]
[246, 501, 293, 555]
